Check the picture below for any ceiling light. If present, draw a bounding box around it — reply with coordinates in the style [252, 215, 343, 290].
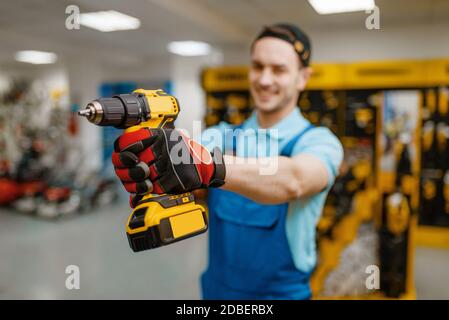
[167, 41, 211, 57]
[15, 50, 58, 64]
[80, 10, 140, 32]
[308, 0, 376, 14]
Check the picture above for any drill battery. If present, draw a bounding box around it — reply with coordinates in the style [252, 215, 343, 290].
[126, 193, 208, 251]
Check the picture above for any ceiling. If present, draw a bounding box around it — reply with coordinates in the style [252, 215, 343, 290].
[0, 0, 448, 68]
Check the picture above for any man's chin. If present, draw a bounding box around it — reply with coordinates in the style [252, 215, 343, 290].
[255, 102, 279, 114]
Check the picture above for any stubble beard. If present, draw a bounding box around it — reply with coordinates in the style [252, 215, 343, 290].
[255, 90, 297, 116]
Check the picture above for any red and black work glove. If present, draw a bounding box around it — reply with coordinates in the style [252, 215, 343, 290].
[112, 128, 226, 207]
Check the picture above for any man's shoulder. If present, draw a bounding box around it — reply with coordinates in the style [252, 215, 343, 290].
[290, 125, 344, 174]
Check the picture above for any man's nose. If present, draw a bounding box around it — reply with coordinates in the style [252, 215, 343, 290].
[258, 68, 274, 86]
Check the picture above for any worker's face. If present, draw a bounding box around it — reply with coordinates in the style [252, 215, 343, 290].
[249, 37, 310, 114]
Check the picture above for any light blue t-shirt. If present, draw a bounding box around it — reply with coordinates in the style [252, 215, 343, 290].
[200, 107, 344, 273]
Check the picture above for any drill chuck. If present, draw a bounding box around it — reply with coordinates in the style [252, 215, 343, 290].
[78, 93, 149, 128]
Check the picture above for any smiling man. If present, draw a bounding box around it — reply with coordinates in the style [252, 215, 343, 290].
[199, 23, 343, 300]
[112, 23, 343, 300]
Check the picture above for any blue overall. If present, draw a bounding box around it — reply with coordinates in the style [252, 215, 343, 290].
[201, 124, 315, 300]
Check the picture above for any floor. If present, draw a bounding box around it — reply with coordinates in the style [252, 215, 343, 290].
[0, 202, 448, 299]
[0, 202, 207, 299]
[414, 247, 449, 299]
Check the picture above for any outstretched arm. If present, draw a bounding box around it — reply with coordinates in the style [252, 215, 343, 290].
[221, 154, 328, 204]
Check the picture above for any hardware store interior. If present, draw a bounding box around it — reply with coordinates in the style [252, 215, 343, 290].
[1, 0, 449, 299]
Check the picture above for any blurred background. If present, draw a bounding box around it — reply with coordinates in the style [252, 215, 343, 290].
[1, 0, 449, 299]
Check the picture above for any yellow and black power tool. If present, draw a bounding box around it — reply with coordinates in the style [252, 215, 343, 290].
[78, 89, 208, 252]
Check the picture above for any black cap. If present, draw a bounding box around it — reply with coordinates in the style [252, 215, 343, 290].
[252, 23, 311, 67]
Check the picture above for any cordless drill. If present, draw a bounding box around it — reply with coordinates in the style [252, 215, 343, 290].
[78, 89, 208, 252]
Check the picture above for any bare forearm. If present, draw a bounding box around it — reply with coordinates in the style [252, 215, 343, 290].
[221, 154, 324, 204]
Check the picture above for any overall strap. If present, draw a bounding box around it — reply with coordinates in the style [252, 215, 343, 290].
[280, 124, 315, 157]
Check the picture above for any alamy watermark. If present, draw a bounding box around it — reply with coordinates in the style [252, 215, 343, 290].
[365, 6, 380, 30]
[175, 120, 280, 176]
[65, 5, 80, 30]
[365, 264, 380, 290]
[66, 4, 380, 31]
[65, 265, 80, 290]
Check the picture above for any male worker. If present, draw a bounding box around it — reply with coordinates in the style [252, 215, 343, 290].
[112, 23, 343, 300]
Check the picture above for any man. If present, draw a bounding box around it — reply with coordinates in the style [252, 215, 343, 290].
[112, 23, 343, 300]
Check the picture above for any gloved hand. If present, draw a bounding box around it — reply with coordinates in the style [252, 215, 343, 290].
[112, 128, 226, 207]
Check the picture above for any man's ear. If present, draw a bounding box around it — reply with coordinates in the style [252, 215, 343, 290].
[297, 67, 313, 91]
